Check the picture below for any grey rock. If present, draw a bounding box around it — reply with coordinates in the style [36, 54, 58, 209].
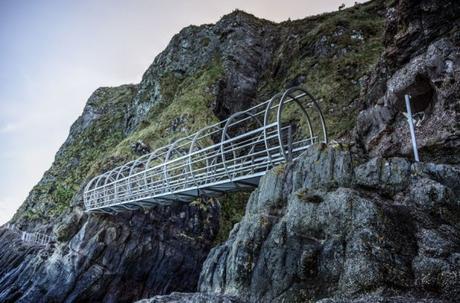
[407, 178, 455, 210]
[292, 144, 354, 192]
[131, 140, 152, 155]
[197, 145, 460, 302]
[354, 0, 460, 164]
[0, 201, 220, 302]
[354, 157, 412, 194]
[411, 162, 460, 194]
[128, 10, 278, 130]
[136, 292, 243, 303]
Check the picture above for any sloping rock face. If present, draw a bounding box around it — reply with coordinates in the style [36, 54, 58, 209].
[137, 292, 243, 303]
[197, 144, 460, 302]
[129, 11, 277, 127]
[0, 202, 220, 302]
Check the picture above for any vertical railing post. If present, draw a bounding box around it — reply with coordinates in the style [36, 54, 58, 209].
[404, 95, 420, 162]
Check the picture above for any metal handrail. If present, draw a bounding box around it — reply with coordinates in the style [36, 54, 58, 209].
[4, 224, 54, 246]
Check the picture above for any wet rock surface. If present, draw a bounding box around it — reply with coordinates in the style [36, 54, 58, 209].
[136, 292, 243, 303]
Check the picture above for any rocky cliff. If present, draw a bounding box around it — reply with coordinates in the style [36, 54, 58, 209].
[1, 0, 459, 302]
[196, 144, 460, 302]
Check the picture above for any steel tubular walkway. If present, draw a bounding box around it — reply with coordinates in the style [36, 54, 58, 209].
[84, 87, 328, 213]
[5, 224, 54, 246]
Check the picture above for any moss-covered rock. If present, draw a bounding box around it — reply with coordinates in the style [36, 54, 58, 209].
[14, 85, 138, 226]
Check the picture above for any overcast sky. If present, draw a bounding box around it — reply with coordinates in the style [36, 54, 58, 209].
[0, 0, 364, 224]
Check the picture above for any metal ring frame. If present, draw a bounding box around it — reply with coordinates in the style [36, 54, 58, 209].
[83, 86, 328, 213]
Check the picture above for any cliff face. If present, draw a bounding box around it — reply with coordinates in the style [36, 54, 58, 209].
[355, 0, 460, 164]
[1, 0, 459, 302]
[196, 145, 460, 302]
[191, 0, 460, 301]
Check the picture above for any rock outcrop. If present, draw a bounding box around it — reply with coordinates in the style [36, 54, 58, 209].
[137, 292, 243, 303]
[196, 144, 460, 302]
[137, 0, 460, 302]
[354, 0, 460, 163]
[0, 201, 220, 302]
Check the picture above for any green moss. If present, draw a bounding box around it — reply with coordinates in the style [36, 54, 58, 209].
[201, 37, 211, 47]
[14, 85, 137, 222]
[48, 184, 75, 216]
[214, 191, 251, 244]
[98, 59, 223, 167]
[261, 1, 384, 139]
[273, 164, 286, 176]
[160, 72, 184, 104]
[296, 189, 323, 204]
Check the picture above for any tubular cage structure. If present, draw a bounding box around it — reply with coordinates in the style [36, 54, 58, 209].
[5, 224, 53, 246]
[84, 87, 328, 213]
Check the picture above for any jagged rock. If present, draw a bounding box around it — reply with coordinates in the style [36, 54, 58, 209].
[197, 145, 460, 302]
[53, 207, 85, 242]
[355, 37, 460, 163]
[128, 10, 278, 128]
[354, 156, 411, 194]
[0, 202, 220, 302]
[354, 0, 460, 164]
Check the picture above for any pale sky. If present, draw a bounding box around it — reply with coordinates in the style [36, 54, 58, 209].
[0, 0, 365, 224]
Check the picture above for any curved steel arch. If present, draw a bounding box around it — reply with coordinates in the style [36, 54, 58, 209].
[163, 136, 193, 192]
[220, 111, 264, 179]
[83, 86, 328, 213]
[263, 92, 284, 167]
[128, 153, 150, 176]
[188, 126, 215, 187]
[277, 90, 313, 161]
[280, 87, 328, 144]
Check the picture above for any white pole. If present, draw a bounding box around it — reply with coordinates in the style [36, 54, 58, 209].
[404, 95, 420, 162]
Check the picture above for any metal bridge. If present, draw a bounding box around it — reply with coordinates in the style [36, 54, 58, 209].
[20, 231, 53, 246]
[83, 87, 328, 213]
[4, 224, 54, 246]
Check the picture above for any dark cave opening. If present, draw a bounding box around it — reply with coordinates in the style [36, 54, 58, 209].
[397, 74, 436, 114]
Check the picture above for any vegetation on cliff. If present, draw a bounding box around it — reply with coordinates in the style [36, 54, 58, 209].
[13, 1, 385, 230]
